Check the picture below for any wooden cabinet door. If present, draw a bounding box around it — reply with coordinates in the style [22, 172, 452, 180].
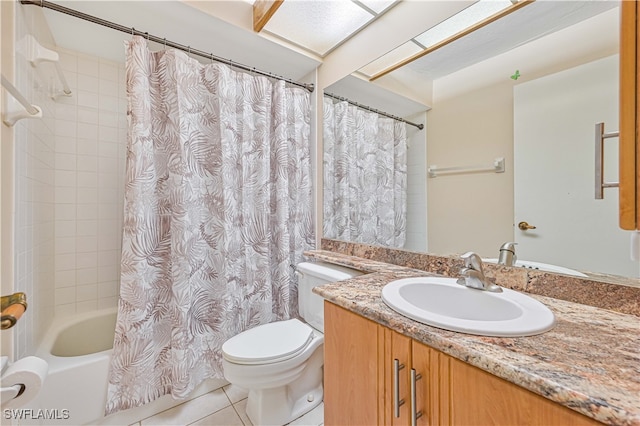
[382, 328, 412, 425]
[411, 340, 449, 426]
[447, 355, 601, 426]
[619, 0, 639, 230]
[324, 301, 382, 425]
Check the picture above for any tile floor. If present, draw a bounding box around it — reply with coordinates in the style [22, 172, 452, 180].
[127, 384, 324, 426]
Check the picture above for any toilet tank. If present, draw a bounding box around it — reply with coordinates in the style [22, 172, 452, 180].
[296, 261, 363, 333]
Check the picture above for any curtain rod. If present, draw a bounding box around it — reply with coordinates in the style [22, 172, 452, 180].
[324, 92, 424, 130]
[20, 0, 315, 93]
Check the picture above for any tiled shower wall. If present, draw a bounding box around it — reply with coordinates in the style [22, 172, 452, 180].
[52, 47, 127, 317]
[14, 7, 56, 358]
[13, 15, 127, 356]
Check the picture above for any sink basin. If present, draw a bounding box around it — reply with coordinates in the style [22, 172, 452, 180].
[483, 258, 588, 277]
[381, 277, 555, 337]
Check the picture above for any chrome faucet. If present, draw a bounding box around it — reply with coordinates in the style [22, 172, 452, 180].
[497, 242, 517, 266]
[456, 252, 502, 293]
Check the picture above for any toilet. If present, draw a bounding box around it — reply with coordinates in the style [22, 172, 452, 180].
[221, 261, 362, 425]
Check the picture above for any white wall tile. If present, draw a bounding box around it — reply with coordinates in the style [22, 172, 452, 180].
[55, 254, 76, 271]
[56, 236, 76, 254]
[78, 122, 99, 140]
[99, 61, 119, 81]
[55, 203, 76, 220]
[55, 287, 76, 305]
[56, 136, 77, 154]
[77, 108, 100, 125]
[76, 267, 98, 285]
[55, 187, 76, 204]
[77, 188, 98, 203]
[56, 120, 77, 138]
[77, 56, 100, 76]
[77, 155, 98, 172]
[77, 172, 98, 188]
[76, 235, 98, 252]
[56, 153, 77, 171]
[77, 220, 98, 236]
[77, 284, 98, 301]
[15, 45, 127, 332]
[77, 74, 99, 93]
[55, 170, 76, 187]
[77, 138, 98, 156]
[77, 90, 100, 109]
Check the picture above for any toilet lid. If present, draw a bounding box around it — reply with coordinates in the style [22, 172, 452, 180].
[222, 319, 314, 365]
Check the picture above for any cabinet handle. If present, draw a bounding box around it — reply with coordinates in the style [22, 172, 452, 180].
[410, 368, 423, 426]
[393, 359, 405, 418]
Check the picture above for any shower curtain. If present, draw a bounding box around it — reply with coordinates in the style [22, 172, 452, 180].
[105, 36, 314, 414]
[323, 97, 407, 248]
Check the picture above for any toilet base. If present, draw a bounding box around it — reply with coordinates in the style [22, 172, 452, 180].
[243, 348, 324, 425]
[245, 382, 322, 426]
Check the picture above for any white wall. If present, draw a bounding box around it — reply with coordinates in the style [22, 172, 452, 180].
[404, 112, 427, 252]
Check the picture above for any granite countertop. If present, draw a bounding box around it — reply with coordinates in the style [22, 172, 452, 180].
[307, 250, 640, 426]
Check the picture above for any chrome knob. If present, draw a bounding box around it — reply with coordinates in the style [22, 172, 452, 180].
[518, 221, 537, 231]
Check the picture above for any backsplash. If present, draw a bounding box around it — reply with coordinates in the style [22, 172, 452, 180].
[319, 238, 640, 316]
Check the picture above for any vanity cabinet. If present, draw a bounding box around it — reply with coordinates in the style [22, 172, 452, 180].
[323, 301, 602, 425]
[619, 0, 639, 230]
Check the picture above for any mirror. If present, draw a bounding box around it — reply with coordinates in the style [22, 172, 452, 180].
[323, 1, 640, 281]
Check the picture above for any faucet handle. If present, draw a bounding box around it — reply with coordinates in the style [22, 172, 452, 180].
[460, 251, 484, 274]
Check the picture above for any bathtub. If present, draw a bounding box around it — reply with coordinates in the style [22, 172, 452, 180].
[25, 308, 225, 425]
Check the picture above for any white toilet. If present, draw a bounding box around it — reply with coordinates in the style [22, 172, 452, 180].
[221, 261, 362, 425]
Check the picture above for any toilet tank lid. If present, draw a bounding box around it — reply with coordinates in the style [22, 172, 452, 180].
[296, 261, 363, 281]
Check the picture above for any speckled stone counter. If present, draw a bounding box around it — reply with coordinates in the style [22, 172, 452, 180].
[306, 250, 640, 426]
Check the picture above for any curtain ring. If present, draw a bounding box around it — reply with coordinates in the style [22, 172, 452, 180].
[187, 46, 191, 57]
[210, 53, 214, 64]
[131, 27, 135, 36]
[145, 32, 149, 41]
[163, 38, 167, 50]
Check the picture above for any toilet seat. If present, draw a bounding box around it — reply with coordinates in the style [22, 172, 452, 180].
[222, 319, 314, 365]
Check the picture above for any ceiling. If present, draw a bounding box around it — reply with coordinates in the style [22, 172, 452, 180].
[33, 0, 621, 118]
[358, 0, 620, 80]
[37, 1, 321, 80]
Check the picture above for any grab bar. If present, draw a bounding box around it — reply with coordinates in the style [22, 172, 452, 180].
[594, 122, 619, 199]
[1, 75, 42, 127]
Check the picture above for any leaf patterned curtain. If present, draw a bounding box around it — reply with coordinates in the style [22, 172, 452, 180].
[323, 97, 407, 248]
[105, 36, 314, 414]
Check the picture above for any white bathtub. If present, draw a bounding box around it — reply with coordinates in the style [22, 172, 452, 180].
[25, 308, 225, 425]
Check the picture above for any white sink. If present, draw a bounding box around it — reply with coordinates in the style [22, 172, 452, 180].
[381, 277, 555, 337]
[483, 259, 588, 277]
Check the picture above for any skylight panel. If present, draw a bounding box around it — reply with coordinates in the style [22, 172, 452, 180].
[414, 0, 514, 48]
[264, 0, 375, 56]
[358, 40, 423, 77]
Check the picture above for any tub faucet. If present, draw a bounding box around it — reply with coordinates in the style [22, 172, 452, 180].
[498, 242, 517, 266]
[456, 252, 502, 293]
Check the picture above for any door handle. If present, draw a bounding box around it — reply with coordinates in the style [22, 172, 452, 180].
[393, 359, 405, 418]
[518, 221, 536, 231]
[595, 122, 619, 199]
